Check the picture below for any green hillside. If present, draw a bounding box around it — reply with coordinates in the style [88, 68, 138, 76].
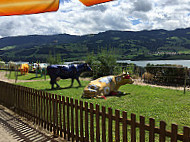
[0, 28, 190, 62]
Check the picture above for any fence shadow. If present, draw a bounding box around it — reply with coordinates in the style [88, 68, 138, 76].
[0, 106, 57, 142]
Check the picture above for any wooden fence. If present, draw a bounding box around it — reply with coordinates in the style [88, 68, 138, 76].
[0, 81, 189, 142]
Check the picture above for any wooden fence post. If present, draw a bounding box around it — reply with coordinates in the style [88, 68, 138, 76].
[115, 110, 120, 142]
[149, 118, 155, 141]
[131, 113, 136, 142]
[96, 104, 100, 142]
[171, 124, 178, 142]
[62, 96, 66, 139]
[102, 106, 106, 142]
[122, 111, 127, 142]
[80, 101, 84, 141]
[183, 126, 190, 142]
[140, 116, 145, 142]
[66, 97, 70, 141]
[108, 108, 113, 142]
[70, 98, 74, 141]
[85, 102, 89, 142]
[59, 95, 63, 137]
[90, 103, 94, 142]
[75, 99, 79, 142]
[159, 121, 166, 142]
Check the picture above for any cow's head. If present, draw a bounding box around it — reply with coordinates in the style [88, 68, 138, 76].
[115, 72, 134, 86]
[83, 63, 92, 72]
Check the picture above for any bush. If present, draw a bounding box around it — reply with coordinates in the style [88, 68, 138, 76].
[145, 64, 189, 86]
[86, 49, 118, 79]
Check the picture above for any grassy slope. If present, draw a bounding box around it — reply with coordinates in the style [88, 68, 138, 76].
[17, 78, 190, 132]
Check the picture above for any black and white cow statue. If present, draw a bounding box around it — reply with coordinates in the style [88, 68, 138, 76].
[47, 63, 92, 89]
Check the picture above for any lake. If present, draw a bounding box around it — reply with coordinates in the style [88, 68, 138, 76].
[117, 60, 190, 68]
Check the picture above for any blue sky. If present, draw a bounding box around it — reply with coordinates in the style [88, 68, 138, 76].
[0, 0, 190, 38]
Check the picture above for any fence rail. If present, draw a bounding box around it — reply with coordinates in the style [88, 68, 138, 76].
[0, 81, 190, 142]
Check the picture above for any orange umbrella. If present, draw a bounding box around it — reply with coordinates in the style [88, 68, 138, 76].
[0, 0, 114, 16]
[79, 0, 114, 6]
[0, 0, 59, 16]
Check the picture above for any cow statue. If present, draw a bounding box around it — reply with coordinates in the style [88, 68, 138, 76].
[0, 61, 5, 69]
[47, 63, 92, 89]
[19, 63, 29, 75]
[33, 63, 48, 77]
[82, 72, 134, 99]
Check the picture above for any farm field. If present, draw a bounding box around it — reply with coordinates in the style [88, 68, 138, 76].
[16, 77, 190, 133]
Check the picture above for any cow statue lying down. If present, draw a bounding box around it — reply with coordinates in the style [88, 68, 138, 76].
[82, 72, 134, 99]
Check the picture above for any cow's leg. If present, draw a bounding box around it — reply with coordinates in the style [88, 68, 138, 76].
[50, 79, 55, 89]
[50, 77, 59, 89]
[55, 81, 60, 88]
[76, 77, 81, 87]
[70, 78, 74, 87]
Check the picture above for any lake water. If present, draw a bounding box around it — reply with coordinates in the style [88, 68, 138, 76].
[117, 60, 190, 68]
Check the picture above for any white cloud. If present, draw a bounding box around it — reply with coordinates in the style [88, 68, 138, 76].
[0, 0, 190, 38]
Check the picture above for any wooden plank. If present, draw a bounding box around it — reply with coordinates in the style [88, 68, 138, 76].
[62, 96, 66, 139]
[115, 110, 120, 142]
[75, 100, 79, 142]
[59, 95, 63, 137]
[43, 92, 46, 129]
[102, 106, 106, 142]
[80, 101, 84, 141]
[33, 88, 36, 123]
[38, 91, 41, 126]
[183, 126, 190, 142]
[90, 103, 94, 142]
[21, 86, 24, 116]
[55, 95, 59, 136]
[85, 102, 89, 142]
[40, 91, 43, 127]
[96, 104, 100, 142]
[108, 108, 113, 142]
[28, 87, 30, 120]
[45, 93, 49, 130]
[131, 113, 136, 142]
[26, 87, 29, 119]
[35, 90, 38, 124]
[70, 98, 74, 141]
[66, 97, 70, 141]
[122, 111, 127, 142]
[159, 121, 166, 142]
[171, 124, 177, 142]
[140, 116, 145, 142]
[149, 118, 155, 141]
[53, 94, 56, 136]
[49, 94, 52, 132]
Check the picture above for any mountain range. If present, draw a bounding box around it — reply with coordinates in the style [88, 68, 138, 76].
[0, 28, 190, 62]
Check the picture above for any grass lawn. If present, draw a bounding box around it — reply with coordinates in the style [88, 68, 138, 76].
[6, 71, 49, 80]
[17, 79, 190, 132]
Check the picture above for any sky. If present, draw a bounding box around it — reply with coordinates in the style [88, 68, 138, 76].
[0, 0, 190, 38]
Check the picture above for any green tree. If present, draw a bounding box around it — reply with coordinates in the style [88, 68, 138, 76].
[86, 49, 118, 79]
[47, 51, 54, 65]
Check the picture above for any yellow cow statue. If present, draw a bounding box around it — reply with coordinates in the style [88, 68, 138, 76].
[82, 72, 134, 99]
[19, 63, 29, 75]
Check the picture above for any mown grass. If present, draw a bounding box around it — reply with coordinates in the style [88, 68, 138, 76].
[6, 71, 49, 80]
[16, 79, 190, 132]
